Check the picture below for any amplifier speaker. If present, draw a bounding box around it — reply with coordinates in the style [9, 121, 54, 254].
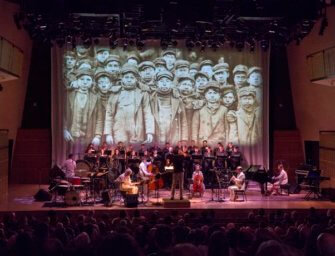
[124, 194, 138, 208]
[34, 189, 52, 201]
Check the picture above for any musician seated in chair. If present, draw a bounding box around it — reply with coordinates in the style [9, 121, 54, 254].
[62, 153, 76, 179]
[268, 164, 288, 196]
[116, 168, 138, 195]
[191, 164, 205, 197]
[228, 166, 245, 201]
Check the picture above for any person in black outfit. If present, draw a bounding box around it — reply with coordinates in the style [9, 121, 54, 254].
[170, 149, 185, 200]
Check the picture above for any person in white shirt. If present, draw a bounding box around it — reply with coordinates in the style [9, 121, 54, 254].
[62, 154, 76, 178]
[269, 164, 288, 195]
[228, 166, 246, 201]
[138, 158, 153, 199]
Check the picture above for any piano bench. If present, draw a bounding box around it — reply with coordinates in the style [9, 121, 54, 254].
[280, 184, 290, 196]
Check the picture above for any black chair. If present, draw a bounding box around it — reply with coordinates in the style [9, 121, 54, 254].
[234, 180, 248, 201]
[280, 183, 290, 196]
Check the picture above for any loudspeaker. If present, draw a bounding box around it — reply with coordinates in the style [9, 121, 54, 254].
[124, 194, 138, 208]
[289, 184, 301, 194]
[304, 141, 319, 168]
[101, 190, 113, 206]
[34, 189, 52, 201]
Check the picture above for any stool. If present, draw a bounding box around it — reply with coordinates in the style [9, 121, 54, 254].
[280, 183, 290, 196]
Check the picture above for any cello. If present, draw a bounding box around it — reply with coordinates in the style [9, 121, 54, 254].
[148, 162, 164, 191]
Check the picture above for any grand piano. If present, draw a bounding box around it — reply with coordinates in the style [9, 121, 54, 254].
[245, 165, 273, 194]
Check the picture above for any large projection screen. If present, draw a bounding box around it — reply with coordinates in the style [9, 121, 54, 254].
[52, 40, 269, 168]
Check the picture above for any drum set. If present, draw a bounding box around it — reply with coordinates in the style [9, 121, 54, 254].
[51, 153, 115, 206]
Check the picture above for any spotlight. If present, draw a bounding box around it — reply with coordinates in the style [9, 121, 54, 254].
[129, 39, 135, 46]
[109, 38, 118, 49]
[83, 37, 92, 48]
[123, 39, 128, 50]
[195, 40, 202, 47]
[171, 40, 178, 47]
[260, 40, 269, 51]
[185, 39, 195, 50]
[13, 13, 22, 30]
[236, 41, 244, 51]
[55, 38, 65, 48]
[93, 38, 100, 45]
[136, 39, 145, 50]
[160, 39, 169, 50]
[319, 16, 328, 36]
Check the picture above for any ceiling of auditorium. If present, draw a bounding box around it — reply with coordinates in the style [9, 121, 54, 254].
[10, 0, 332, 49]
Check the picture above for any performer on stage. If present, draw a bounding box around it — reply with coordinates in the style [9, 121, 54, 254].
[228, 166, 245, 201]
[170, 150, 185, 200]
[137, 158, 153, 200]
[116, 168, 139, 194]
[85, 143, 96, 154]
[138, 158, 153, 181]
[191, 164, 205, 197]
[62, 153, 76, 178]
[268, 164, 288, 195]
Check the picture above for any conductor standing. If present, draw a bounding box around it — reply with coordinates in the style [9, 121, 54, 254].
[170, 150, 185, 200]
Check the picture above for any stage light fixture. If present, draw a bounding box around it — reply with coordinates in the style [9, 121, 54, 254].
[160, 39, 169, 50]
[260, 40, 269, 51]
[185, 39, 195, 50]
[236, 42, 244, 51]
[319, 16, 328, 35]
[93, 38, 100, 45]
[136, 39, 145, 50]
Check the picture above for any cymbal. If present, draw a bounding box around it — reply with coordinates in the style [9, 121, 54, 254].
[75, 169, 91, 177]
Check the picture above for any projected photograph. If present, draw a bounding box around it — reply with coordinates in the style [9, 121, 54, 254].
[61, 43, 264, 155]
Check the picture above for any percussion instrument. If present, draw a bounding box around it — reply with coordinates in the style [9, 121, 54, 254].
[56, 184, 70, 196]
[75, 160, 91, 177]
[64, 190, 82, 206]
[69, 176, 81, 186]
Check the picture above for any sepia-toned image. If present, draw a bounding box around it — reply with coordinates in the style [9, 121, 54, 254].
[54, 41, 267, 165]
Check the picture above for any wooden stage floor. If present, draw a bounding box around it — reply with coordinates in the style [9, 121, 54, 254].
[1, 183, 334, 214]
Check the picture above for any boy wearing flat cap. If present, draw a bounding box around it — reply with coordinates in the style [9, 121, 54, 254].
[230, 86, 261, 146]
[174, 60, 190, 80]
[139, 61, 156, 92]
[104, 64, 154, 145]
[95, 46, 110, 67]
[247, 66, 263, 105]
[127, 53, 140, 66]
[63, 51, 77, 90]
[222, 87, 238, 111]
[199, 59, 214, 78]
[212, 62, 233, 90]
[189, 63, 199, 78]
[92, 68, 113, 146]
[64, 69, 98, 155]
[177, 75, 198, 142]
[153, 57, 168, 74]
[233, 64, 248, 89]
[161, 49, 177, 71]
[192, 81, 227, 146]
[150, 70, 188, 145]
[104, 55, 121, 80]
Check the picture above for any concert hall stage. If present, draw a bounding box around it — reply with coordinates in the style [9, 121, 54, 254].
[1, 183, 334, 216]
